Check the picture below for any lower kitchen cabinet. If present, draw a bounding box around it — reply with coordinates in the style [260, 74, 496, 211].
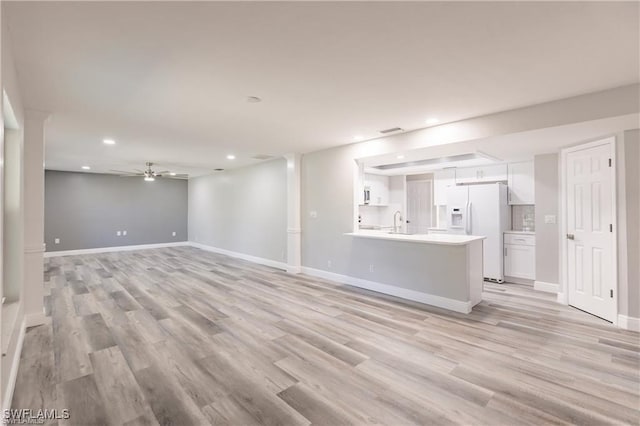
[504, 233, 536, 281]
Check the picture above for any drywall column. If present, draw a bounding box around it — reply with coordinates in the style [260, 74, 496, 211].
[3, 129, 24, 302]
[22, 109, 48, 327]
[285, 153, 302, 273]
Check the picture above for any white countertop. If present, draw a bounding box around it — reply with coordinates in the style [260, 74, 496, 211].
[345, 230, 485, 246]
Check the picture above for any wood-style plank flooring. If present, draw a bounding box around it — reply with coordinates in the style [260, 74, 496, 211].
[12, 246, 640, 425]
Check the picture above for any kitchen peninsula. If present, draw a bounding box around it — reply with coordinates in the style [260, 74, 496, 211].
[344, 231, 485, 313]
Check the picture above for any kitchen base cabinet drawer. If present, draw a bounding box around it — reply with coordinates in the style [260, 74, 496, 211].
[504, 233, 535, 246]
[504, 244, 535, 280]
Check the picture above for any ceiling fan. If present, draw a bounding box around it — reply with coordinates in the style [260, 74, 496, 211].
[110, 162, 188, 181]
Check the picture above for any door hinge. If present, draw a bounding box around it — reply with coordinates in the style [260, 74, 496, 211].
[608, 158, 612, 167]
[610, 289, 614, 298]
[610, 224, 613, 233]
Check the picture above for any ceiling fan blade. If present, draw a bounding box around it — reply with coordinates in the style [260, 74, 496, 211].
[109, 170, 142, 176]
[155, 170, 170, 175]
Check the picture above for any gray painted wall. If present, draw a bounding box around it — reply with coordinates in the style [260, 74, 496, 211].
[620, 130, 639, 317]
[45, 170, 188, 251]
[534, 153, 560, 285]
[188, 158, 287, 263]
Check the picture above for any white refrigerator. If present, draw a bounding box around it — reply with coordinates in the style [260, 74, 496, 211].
[446, 183, 510, 282]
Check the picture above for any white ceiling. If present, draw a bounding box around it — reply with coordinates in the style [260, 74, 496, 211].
[4, 1, 639, 176]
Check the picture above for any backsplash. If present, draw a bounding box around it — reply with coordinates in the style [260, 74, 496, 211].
[512, 205, 535, 232]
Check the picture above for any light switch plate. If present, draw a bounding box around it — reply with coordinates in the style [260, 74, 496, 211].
[54, 238, 60, 244]
[309, 211, 318, 219]
[116, 231, 121, 236]
[123, 230, 127, 236]
[172, 231, 176, 237]
[544, 215, 557, 224]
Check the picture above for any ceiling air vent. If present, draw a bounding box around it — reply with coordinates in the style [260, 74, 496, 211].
[213, 168, 224, 172]
[251, 154, 274, 161]
[379, 127, 404, 134]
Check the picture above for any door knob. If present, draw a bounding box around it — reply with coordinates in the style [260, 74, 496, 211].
[567, 233, 575, 240]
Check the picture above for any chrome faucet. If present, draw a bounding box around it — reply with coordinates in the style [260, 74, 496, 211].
[393, 210, 402, 233]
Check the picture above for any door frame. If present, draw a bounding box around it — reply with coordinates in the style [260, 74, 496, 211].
[560, 135, 618, 325]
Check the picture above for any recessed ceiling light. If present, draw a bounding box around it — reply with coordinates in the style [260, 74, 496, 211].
[227, 154, 236, 160]
[169, 172, 176, 176]
[247, 96, 262, 103]
[81, 166, 91, 170]
[103, 139, 116, 145]
[397, 154, 405, 159]
[426, 118, 440, 125]
[353, 135, 364, 141]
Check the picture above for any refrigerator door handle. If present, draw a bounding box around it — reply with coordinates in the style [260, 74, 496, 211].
[466, 202, 472, 234]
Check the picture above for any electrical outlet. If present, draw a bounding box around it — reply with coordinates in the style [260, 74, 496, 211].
[122, 230, 127, 236]
[369, 263, 374, 272]
[327, 260, 332, 269]
[310, 211, 318, 219]
[544, 215, 557, 224]
[54, 238, 60, 244]
[116, 231, 121, 236]
[172, 231, 177, 237]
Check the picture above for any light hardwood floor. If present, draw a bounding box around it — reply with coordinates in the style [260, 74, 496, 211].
[12, 246, 640, 425]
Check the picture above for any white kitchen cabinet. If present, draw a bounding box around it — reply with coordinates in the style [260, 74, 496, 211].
[433, 169, 455, 206]
[507, 161, 535, 205]
[364, 173, 389, 206]
[455, 164, 508, 184]
[504, 233, 536, 280]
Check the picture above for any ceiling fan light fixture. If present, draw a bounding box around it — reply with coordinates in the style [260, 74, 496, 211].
[144, 176, 155, 182]
[103, 139, 116, 145]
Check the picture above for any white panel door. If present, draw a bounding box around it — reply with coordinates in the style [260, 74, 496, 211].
[406, 180, 432, 234]
[566, 142, 615, 322]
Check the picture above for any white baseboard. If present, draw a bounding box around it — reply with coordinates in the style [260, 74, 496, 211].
[557, 292, 568, 304]
[44, 241, 189, 257]
[188, 242, 287, 271]
[2, 317, 26, 413]
[301, 266, 473, 314]
[25, 311, 47, 328]
[534, 280, 560, 293]
[618, 315, 640, 332]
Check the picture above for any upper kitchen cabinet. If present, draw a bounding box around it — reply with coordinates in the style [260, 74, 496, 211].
[433, 169, 455, 205]
[363, 173, 389, 206]
[507, 161, 535, 205]
[455, 164, 508, 184]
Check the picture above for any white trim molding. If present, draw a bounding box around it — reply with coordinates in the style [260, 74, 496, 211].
[534, 280, 560, 293]
[44, 241, 189, 257]
[301, 266, 473, 314]
[557, 292, 568, 305]
[189, 242, 287, 271]
[2, 318, 26, 414]
[25, 311, 47, 328]
[618, 315, 640, 332]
